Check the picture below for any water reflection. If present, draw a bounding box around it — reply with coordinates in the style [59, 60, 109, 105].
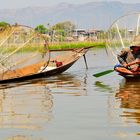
[0, 72, 86, 131]
[116, 80, 140, 124]
[7, 135, 40, 140]
[0, 72, 88, 140]
[0, 78, 53, 140]
[46, 73, 87, 96]
[94, 81, 113, 93]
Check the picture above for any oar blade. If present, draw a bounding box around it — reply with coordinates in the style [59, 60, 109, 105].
[93, 70, 114, 77]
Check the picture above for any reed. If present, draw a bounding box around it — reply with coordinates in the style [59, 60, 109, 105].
[0, 41, 106, 53]
[49, 41, 105, 50]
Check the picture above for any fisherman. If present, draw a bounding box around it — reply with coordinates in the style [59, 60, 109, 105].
[117, 35, 140, 72]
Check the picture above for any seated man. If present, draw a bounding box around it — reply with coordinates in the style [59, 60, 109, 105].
[117, 42, 140, 72]
[117, 47, 132, 68]
[125, 45, 140, 71]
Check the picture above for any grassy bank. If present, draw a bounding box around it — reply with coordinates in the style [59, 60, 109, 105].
[49, 41, 105, 50]
[0, 41, 106, 53]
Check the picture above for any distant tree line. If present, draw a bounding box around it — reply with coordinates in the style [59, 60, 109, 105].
[0, 21, 109, 41]
[34, 21, 76, 41]
[0, 21, 75, 31]
[0, 21, 76, 41]
[35, 21, 75, 33]
[0, 21, 10, 30]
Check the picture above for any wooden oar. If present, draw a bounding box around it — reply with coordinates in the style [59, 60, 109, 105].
[93, 69, 114, 77]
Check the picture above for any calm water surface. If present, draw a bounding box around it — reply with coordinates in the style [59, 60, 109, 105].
[0, 48, 140, 140]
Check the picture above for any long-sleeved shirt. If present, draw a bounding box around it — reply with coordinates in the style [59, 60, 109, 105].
[117, 47, 140, 69]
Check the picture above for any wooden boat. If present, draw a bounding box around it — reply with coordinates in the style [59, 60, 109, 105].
[0, 25, 91, 83]
[115, 66, 140, 79]
[105, 13, 140, 80]
[0, 47, 89, 83]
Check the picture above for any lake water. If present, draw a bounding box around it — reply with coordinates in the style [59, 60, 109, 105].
[0, 48, 140, 140]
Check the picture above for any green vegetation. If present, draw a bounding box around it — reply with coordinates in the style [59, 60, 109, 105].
[0, 21, 106, 52]
[0, 22, 10, 28]
[35, 25, 48, 34]
[49, 42, 105, 50]
[0, 42, 105, 53]
[34, 21, 75, 38]
[0, 45, 45, 53]
[51, 21, 75, 31]
[107, 40, 130, 48]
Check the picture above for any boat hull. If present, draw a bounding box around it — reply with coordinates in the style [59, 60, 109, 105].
[115, 66, 140, 79]
[0, 48, 89, 84]
[0, 59, 76, 84]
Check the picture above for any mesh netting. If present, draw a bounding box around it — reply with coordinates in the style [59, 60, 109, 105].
[0, 24, 50, 80]
[106, 13, 140, 64]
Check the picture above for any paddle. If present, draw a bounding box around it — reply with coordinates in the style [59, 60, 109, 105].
[93, 69, 114, 77]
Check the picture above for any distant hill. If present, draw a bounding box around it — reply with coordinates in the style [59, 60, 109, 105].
[0, 1, 140, 30]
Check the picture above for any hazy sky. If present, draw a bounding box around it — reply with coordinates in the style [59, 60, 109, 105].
[1, 0, 140, 9]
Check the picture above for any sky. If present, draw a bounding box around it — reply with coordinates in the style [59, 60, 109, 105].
[1, 0, 140, 9]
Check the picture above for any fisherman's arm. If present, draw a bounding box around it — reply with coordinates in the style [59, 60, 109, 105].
[117, 55, 127, 67]
[125, 60, 138, 67]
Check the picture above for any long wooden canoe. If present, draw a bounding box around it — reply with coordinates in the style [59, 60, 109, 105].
[0, 47, 89, 83]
